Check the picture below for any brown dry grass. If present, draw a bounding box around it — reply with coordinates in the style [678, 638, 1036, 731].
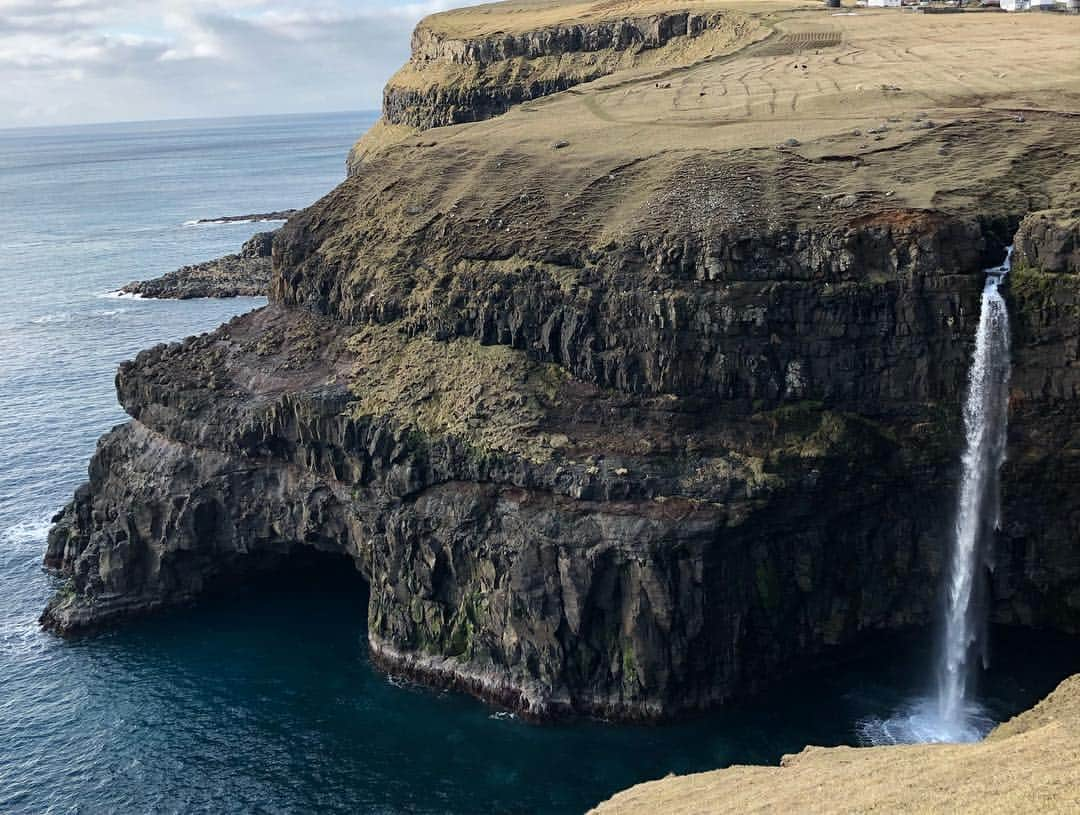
[362, 4, 1080, 221]
[469, 8, 1080, 167]
[421, 0, 801, 38]
[590, 674, 1080, 815]
[388, 4, 769, 93]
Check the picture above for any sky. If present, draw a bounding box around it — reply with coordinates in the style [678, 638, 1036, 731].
[0, 0, 485, 128]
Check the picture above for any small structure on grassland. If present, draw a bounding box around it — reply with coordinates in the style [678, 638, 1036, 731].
[1001, 0, 1058, 9]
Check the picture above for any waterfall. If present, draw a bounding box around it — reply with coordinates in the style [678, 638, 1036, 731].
[935, 248, 1013, 735]
[857, 249, 1012, 746]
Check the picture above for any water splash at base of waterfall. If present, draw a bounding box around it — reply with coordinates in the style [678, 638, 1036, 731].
[856, 696, 996, 746]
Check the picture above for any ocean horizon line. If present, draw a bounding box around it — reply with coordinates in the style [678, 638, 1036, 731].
[0, 109, 379, 136]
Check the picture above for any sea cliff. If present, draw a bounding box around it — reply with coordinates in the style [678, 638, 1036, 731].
[44, 0, 1080, 727]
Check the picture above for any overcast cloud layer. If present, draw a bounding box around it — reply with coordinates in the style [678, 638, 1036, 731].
[0, 0, 482, 128]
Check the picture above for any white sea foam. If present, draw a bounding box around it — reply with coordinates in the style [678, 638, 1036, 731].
[98, 290, 145, 300]
[32, 307, 131, 325]
[0, 517, 53, 547]
[31, 312, 72, 325]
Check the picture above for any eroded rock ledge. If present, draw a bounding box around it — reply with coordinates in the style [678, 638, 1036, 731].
[122, 231, 275, 299]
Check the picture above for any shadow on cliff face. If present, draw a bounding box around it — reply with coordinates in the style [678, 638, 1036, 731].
[112, 545, 375, 649]
[198, 546, 370, 610]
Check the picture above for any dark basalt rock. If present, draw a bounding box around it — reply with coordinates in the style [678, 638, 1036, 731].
[383, 76, 590, 131]
[195, 210, 298, 224]
[1014, 209, 1080, 275]
[40, 302, 956, 717]
[411, 12, 719, 67]
[121, 231, 275, 299]
[41, 204, 1080, 720]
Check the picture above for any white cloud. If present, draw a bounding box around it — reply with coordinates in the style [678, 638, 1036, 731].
[0, 0, 486, 127]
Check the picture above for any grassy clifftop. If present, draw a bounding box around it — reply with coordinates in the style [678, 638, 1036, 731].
[591, 673, 1080, 814]
[417, 1, 776, 39]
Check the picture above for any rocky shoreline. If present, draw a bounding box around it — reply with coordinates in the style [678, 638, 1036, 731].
[193, 210, 297, 225]
[43, 0, 1080, 732]
[120, 231, 275, 299]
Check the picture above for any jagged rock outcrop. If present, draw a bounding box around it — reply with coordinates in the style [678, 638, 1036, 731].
[43, 2, 1080, 721]
[121, 231, 275, 299]
[42, 208, 1080, 717]
[1014, 209, 1080, 275]
[998, 232, 1080, 632]
[194, 210, 297, 225]
[40, 292, 963, 717]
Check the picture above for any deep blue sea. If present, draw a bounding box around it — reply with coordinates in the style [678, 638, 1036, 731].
[1, 112, 1078, 814]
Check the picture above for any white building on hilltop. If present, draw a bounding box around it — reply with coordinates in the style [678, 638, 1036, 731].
[868, 0, 902, 6]
[1001, 0, 1057, 9]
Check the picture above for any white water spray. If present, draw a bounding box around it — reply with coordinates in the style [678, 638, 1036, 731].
[935, 249, 1012, 735]
[858, 250, 1012, 746]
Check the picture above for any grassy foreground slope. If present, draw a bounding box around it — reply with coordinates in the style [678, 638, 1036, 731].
[591, 675, 1080, 814]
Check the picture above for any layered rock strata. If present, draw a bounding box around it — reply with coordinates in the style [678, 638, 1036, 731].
[43, 2, 1080, 721]
[381, 9, 752, 130]
[350, 3, 763, 171]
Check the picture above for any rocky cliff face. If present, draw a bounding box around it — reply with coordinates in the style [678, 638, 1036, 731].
[44, 206, 1080, 718]
[998, 211, 1080, 632]
[43, 2, 1080, 721]
[1014, 209, 1080, 275]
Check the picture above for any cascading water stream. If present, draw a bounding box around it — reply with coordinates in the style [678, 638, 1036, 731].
[857, 249, 1012, 746]
[936, 248, 1013, 734]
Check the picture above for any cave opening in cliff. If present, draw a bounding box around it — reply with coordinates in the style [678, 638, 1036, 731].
[201, 545, 370, 622]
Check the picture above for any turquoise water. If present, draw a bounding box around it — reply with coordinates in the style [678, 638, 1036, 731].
[1, 112, 1078, 814]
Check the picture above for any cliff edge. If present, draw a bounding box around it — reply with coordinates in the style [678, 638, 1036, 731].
[43, 0, 1080, 724]
[348, 1, 766, 171]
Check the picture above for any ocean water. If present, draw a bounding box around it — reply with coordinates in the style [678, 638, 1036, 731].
[1, 113, 1078, 815]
